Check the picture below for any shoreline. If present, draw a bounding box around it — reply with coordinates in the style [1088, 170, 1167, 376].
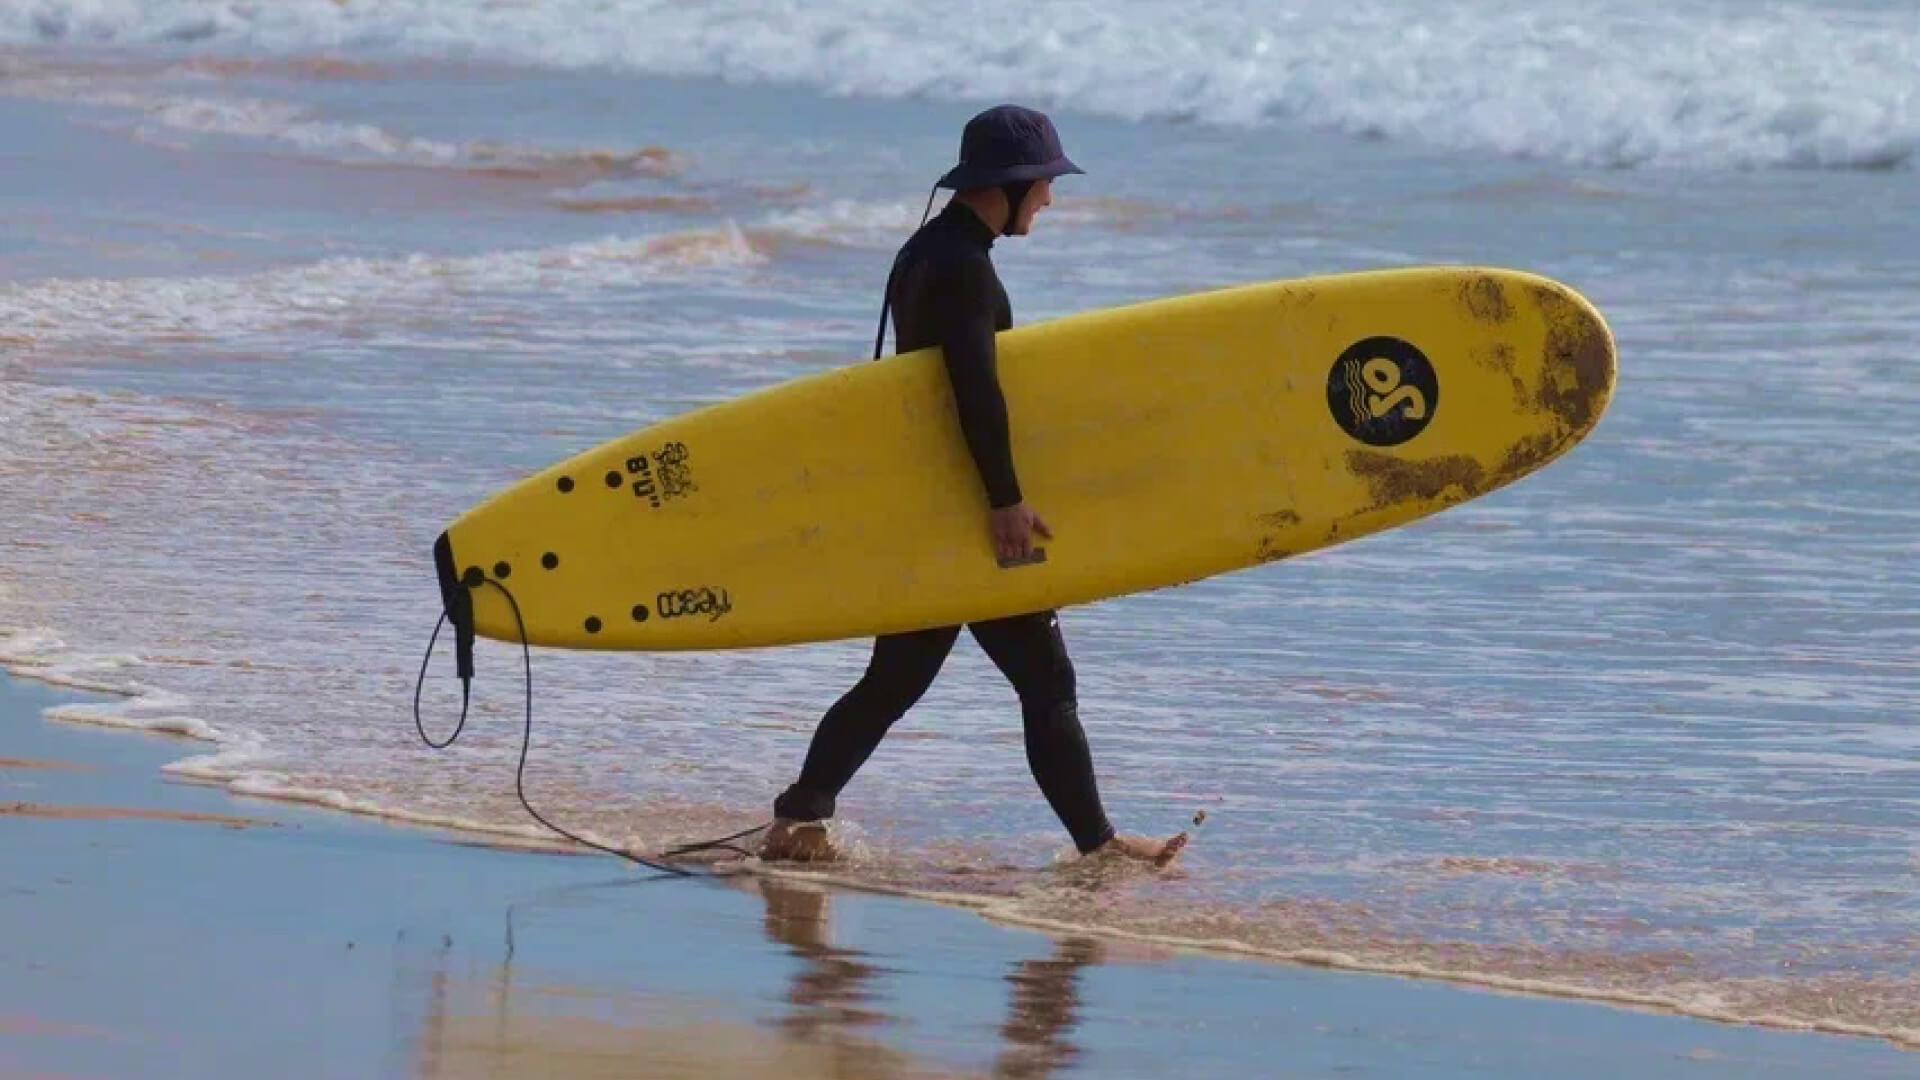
[3, 668, 1914, 1079]
[8, 649, 1913, 1054]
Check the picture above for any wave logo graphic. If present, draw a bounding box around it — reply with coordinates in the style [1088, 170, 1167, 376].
[1326, 336, 1438, 447]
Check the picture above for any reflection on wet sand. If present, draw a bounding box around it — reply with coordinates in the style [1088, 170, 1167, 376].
[753, 874, 1116, 1080]
[754, 875, 890, 1040]
[992, 937, 1101, 1080]
[405, 873, 1127, 1079]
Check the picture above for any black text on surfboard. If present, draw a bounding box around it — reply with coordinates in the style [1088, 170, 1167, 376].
[625, 442, 698, 509]
[657, 586, 732, 622]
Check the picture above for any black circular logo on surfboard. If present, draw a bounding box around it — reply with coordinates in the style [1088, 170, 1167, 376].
[1326, 336, 1439, 447]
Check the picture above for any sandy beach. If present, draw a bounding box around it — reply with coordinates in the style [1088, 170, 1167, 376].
[3, 672, 1912, 1080]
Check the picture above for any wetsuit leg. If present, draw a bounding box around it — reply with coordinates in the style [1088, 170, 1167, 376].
[967, 611, 1116, 853]
[774, 624, 961, 821]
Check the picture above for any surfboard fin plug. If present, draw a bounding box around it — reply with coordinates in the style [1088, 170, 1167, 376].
[432, 532, 476, 683]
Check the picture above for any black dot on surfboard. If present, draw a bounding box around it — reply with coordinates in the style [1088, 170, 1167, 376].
[541, 552, 559, 570]
[585, 617, 602, 634]
[604, 470, 622, 489]
[631, 604, 649, 622]
[461, 566, 484, 588]
[557, 476, 575, 493]
[493, 561, 511, 579]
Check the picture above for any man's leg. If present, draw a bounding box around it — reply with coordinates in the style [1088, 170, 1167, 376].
[772, 624, 961, 824]
[969, 611, 1188, 865]
[967, 610, 1117, 854]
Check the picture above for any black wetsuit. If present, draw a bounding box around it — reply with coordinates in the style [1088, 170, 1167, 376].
[772, 202, 1117, 854]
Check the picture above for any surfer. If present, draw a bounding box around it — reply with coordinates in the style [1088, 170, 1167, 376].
[762, 105, 1188, 868]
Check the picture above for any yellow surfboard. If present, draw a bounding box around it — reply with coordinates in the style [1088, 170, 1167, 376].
[433, 266, 1615, 652]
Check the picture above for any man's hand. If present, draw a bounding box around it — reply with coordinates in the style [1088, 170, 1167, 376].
[989, 503, 1053, 564]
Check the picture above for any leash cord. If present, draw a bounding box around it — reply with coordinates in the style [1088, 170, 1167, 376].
[413, 578, 769, 876]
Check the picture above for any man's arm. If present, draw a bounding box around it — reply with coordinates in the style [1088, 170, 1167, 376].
[926, 253, 1024, 510]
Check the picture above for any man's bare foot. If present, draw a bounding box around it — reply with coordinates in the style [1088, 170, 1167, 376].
[759, 818, 837, 863]
[1094, 830, 1188, 868]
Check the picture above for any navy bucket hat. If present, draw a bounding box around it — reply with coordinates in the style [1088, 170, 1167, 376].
[936, 104, 1085, 190]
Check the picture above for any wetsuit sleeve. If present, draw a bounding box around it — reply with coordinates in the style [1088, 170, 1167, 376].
[926, 254, 1023, 509]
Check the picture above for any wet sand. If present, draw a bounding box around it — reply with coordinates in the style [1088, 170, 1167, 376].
[1, 673, 1912, 1079]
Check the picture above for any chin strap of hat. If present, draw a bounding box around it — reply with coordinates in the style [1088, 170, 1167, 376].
[999, 180, 1036, 237]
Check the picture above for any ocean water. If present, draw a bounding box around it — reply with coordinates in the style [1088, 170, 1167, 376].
[2, 0, 1916, 1050]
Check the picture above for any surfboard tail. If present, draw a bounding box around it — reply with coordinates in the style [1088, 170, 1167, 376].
[432, 531, 476, 682]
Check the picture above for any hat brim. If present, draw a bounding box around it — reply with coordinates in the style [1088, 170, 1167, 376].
[936, 155, 1085, 190]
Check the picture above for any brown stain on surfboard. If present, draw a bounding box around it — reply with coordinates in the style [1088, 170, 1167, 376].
[1472, 341, 1518, 375]
[1254, 508, 1304, 563]
[1495, 432, 1566, 482]
[1471, 341, 1532, 412]
[1460, 275, 1515, 324]
[1346, 451, 1487, 511]
[1529, 283, 1614, 436]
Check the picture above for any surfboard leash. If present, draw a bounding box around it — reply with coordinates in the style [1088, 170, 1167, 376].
[412, 578, 771, 876]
